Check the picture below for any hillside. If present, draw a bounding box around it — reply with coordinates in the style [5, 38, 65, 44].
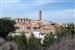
[48, 35, 75, 50]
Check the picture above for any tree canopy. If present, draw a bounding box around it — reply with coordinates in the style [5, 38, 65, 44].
[0, 18, 16, 38]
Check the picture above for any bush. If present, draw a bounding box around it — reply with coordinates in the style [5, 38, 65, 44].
[42, 33, 55, 47]
[2, 42, 17, 50]
[0, 37, 5, 46]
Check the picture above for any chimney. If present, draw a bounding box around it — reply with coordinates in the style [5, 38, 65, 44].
[39, 10, 42, 21]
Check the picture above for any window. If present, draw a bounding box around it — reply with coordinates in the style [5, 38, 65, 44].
[26, 27, 31, 30]
[33, 27, 37, 29]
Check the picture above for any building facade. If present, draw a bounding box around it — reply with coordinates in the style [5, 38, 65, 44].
[14, 11, 60, 34]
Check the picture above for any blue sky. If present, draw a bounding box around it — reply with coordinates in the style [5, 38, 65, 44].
[0, 0, 75, 23]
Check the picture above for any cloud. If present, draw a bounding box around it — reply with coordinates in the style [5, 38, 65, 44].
[7, 9, 74, 23]
[43, 9, 75, 23]
[1, 0, 73, 11]
[1, 0, 18, 2]
[1, 0, 55, 13]
[0, 0, 74, 23]
[33, 0, 55, 5]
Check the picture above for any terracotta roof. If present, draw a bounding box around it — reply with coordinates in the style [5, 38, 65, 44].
[15, 24, 32, 27]
[15, 29, 32, 33]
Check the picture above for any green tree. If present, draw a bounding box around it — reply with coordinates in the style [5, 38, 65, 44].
[55, 23, 75, 43]
[43, 33, 55, 47]
[28, 34, 41, 50]
[20, 33, 28, 50]
[7, 32, 28, 50]
[67, 23, 75, 38]
[0, 18, 16, 38]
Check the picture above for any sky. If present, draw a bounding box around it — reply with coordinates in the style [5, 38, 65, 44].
[0, 0, 75, 23]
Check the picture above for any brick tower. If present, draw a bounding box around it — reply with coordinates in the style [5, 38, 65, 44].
[39, 10, 42, 21]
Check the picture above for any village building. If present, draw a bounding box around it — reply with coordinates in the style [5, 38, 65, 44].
[14, 11, 61, 38]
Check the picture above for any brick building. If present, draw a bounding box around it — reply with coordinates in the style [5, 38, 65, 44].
[14, 11, 59, 34]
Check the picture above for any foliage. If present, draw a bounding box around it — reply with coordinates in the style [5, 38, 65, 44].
[7, 33, 42, 50]
[42, 33, 55, 47]
[28, 34, 41, 50]
[0, 37, 5, 46]
[2, 42, 17, 50]
[5, 22, 75, 50]
[42, 23, 75, 48]
[67, 23, 75, 38]
[0, 18, 16, 38]
[7, 33, 28, 50]
[55, 23, 75, 43]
